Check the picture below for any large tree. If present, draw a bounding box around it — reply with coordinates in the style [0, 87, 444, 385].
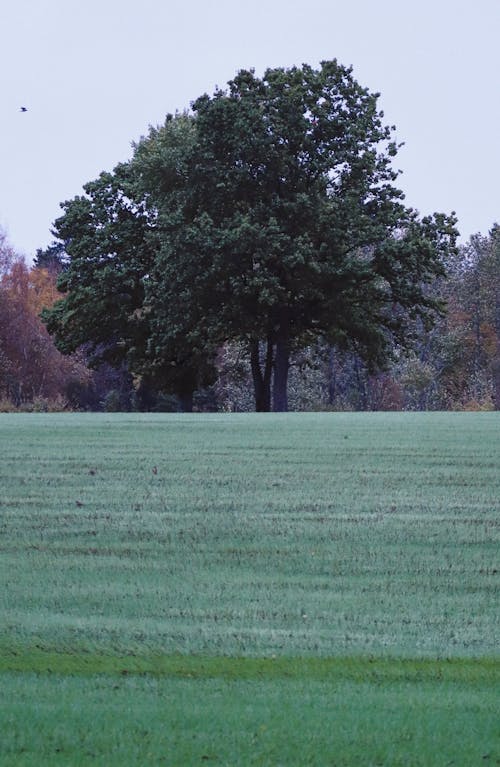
[135, 62, 457, 410]
[43, 148, 217, 410]
[43, 162, 154, 369]
[44, 61, 457, 411]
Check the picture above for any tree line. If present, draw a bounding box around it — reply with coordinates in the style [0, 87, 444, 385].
[0, 223, 498, 411]
[1, 61, 498, 412]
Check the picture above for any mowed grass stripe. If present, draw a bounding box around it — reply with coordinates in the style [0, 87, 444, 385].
[1, 671, 499, 767]
[1, 649, 499, 683]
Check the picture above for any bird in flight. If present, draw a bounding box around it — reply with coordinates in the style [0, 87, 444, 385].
[20, 106, 28, 112]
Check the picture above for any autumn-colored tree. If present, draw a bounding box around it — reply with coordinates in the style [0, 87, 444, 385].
[0, 232, 90, 406]
[0, 230, 16, 277]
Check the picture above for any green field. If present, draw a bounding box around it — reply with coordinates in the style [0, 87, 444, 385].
[1, 412, 499, 765]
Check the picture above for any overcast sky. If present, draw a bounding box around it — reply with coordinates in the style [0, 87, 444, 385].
[1, 0, 498, 259]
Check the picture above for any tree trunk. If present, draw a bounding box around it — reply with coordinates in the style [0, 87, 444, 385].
[178, 391, 193, 412]
[250, 338, 273, 412]
[272, 337, 290, 412]
[327, 345, 337, 406]
[492, 351, 500, 411]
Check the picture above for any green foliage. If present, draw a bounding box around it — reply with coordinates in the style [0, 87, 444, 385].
[42, 164, 156, 370]
[33, 241, 68, 274]
[42, 121, 217, 408]
[42, 62, 458, 411]
[139, 64, 457, 410]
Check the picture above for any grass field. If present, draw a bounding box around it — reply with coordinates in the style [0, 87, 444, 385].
[0, 412, 499, 765]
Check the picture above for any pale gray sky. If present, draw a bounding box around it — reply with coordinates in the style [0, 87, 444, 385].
[1, 0, 498, 258]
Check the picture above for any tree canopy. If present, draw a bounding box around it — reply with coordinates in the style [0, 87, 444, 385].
[43, 61, 458, 411]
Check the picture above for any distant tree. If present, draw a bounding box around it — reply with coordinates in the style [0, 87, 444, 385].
[0, 229, 16, 277]
[0, 238, 89, 406]
[33, 241, 68, 275]
[487, 225, 500, 408]
[449, 226, 500, 408]
[383, 225, 500, 411]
